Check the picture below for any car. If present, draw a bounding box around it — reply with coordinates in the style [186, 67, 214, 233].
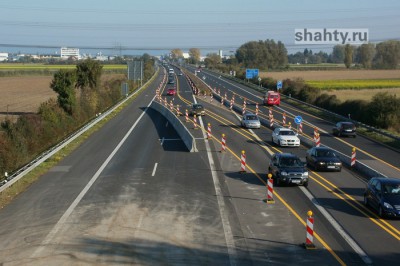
[332, 121, 356, 137]
[268, 153, 309, 187]
[189, 103, 205, 116]
[305, 147, 342, 171]
[271, 127, 300, 147]
[167, 88, 176, 96]
[241, 113, 261, 129]
[364, 177, 400, 218]
[177, 72, 183, 76]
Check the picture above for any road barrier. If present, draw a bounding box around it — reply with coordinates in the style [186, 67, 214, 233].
[193, 115, 198, 129]
[267, 174, 275, 203]
[240, 150, 246, 173]
[150, 101, 197, 152]
[283, 112, 286, 125]
[220, 134, 227, 152]
[185, 109, 189, 122]
[304, 210, 316, 249]
[255, 103, 259, 115]
[351, 147, 356, 167]
[207, 123, 212, 139]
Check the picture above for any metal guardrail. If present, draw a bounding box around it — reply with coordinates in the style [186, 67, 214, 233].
[0, 67, 160, 192]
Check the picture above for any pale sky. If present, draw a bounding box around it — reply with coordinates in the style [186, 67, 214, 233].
[0, 0, 399, 55]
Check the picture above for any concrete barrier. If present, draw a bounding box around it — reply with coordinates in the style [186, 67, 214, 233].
[150, 101, 197, 152]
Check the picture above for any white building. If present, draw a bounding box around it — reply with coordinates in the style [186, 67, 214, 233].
[60, 47, 80, 60]
[0, 52, 8, 61]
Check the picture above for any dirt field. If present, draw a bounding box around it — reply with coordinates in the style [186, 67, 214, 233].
[261, 69, 400, 80]
[324, 88, 399, 102]
[0, 76, 55, 122]
[0, 75, 125, 122]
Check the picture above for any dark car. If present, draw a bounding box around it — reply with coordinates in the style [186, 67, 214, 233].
[268, 153, 309, 187]
[189, 103, 205, 116]
[364, 177, 400, 218]
[332, 121, 356, 137]
[306, 147, 342, 171]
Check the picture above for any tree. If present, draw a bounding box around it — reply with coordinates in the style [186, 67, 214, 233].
[344, 44, 353, 68]
[170, 49, 183, 60]
[368, 92, 400, 129]
[357, 43, 375, 68]
[75, 58, 103, 90]
[189, 48, 201, 64]
[204, 53, 221, 68]
[235, 39, 287, 69]
[373, 40, 400, 69]
[50, 69, 77, 115]
[330, 45, 345, 63]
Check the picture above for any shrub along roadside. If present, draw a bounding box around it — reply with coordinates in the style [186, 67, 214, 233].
[0, 57, 155, 181]
[0, 66, 159, 209]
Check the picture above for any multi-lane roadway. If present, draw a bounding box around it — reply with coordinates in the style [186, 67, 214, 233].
[0, 65, 398, 265]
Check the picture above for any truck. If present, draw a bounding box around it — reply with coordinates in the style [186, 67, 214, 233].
[263, 91, 280, 106]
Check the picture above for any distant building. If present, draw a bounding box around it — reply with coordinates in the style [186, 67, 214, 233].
[219, 50, 223, 58]
[0, 52, 8, 61]
[60, 47, 80, 60]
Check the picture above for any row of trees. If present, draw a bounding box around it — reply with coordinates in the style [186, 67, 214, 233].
[288, 40, 400, 69]
[0, 55, 155, 178]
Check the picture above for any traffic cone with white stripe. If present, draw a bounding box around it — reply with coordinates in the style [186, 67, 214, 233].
[283, 112, 286, 126]
[193, 115, 198, 129]
[185, 109, 189, 122]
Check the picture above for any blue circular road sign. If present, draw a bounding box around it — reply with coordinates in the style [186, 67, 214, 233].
[294, 115, 303, 125]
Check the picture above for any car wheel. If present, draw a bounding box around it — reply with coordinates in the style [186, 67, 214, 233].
[275, 178, 280, 187]
[303, 181, 309, 187]
[378, 205, 385, 218]
[353, 135, 357, 138]
[363, 196, 369, 207]
[278, 140, 281, 146]
[337, 132, 341, 137]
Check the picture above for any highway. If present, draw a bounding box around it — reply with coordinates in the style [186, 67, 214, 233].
[0, 65, 398, 265]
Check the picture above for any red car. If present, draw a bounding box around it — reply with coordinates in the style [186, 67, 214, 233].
[167, 88, 176, 96]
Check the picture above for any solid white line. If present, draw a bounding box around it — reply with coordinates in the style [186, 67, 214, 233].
[31, 98, 154, 259]
[152, 163, 158, 176]
[195, 95, 237, 266]
[300, 186, 373, 265]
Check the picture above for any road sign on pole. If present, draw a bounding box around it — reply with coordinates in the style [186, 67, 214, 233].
[294, 115, 303, 125]
[246, 69, 259, 79]
[277, 80, 283, 90]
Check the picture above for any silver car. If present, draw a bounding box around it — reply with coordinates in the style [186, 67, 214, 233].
[241, 113, 261, 129]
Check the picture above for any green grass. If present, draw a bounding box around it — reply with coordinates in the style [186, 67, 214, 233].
[306, 79, 400, 90]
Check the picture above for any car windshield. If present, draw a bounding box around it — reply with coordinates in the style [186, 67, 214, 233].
[383, 184, 400, 195]
[342, 123, 354, 129]
[246, 115, 258, 120]
[279, 157, 303, 167]
[194, 105, 203, 109]
[279, 130, 295, 136]
[316, 150, 336, 157]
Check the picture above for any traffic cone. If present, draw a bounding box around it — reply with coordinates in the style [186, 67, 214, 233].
[207, 123, 212, 139]
[185, 109, 189, 122]
[193, 115, 198, 129]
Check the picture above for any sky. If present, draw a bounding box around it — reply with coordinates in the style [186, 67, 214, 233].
[0, 0, 399, 56]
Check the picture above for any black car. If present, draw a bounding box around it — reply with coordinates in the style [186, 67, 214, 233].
[332, 121, 356, 137]
[364, 177, 400, 218]
[268, 153, 309, 187]
[306, 147, 342, 171]
[189, 103, 205, 116]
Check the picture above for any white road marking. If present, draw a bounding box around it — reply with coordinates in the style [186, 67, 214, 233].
[31, 97, 154, 259]
[300, 186, 372, 265]
[195, 95, 238, 266]
[152, 163, 158, 176]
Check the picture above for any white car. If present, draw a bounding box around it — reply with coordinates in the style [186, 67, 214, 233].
[241, 113, 261, 129]
[272, 127, 300, 147]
